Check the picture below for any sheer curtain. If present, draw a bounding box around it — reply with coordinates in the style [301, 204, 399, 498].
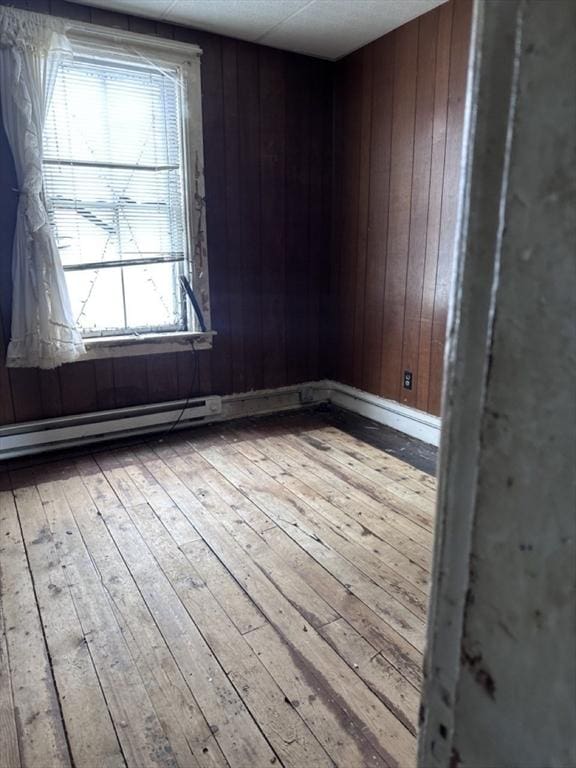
[0, 7, 85, 369]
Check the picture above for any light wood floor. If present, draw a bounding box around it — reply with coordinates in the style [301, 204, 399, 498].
[0, 413, 436, 768]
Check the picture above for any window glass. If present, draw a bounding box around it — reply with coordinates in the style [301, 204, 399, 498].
[44, 53, 189, 337]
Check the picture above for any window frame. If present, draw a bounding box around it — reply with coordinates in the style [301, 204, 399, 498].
[51, 21, 213, 356]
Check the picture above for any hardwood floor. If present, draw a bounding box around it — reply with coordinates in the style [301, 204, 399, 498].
[0, 413, 436, 768]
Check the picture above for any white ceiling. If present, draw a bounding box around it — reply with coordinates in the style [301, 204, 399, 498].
[69, 0, 448, 60]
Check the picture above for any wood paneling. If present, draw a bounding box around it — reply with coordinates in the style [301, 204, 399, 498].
[331, 0, 472, 416]
[0, 0, 471, 427]
[416, 0, 454, 414]
[0, 0, 332, 425]
[427, 0, 472, 414]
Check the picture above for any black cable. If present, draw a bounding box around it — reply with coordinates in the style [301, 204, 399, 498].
[10, 342, 202, 472]
[158, 339, 201, 442]
[180, 275, 207, 332]
[154, 274, 207, 442]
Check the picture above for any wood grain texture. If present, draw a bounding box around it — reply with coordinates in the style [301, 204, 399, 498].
[0, 0, 332, 425]
[0, 594, 20, 768]
[427, 0, 473, 414]
[400, 10, 439, 410]
[0, 412, 434, 768]
[0, 0, 470, 426]
[14, 485, 126, 768]
[331, 0, 472, 415]
[0, 491, 71, 768]
[382, 19, 419, 403]
[361, 33, 395, 396]
[416, 0, 454, 413]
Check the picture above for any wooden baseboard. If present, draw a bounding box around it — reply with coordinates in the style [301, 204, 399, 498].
[324, 380, 441, 447]
[0, 379, 440, 459]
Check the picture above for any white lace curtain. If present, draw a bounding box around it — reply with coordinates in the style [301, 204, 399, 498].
[0, 6, 85, 369]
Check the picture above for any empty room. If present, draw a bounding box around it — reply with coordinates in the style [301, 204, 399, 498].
[0, 0, 574, 767]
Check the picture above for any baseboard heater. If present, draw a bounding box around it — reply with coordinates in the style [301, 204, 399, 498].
[0, 396, 222, 460]
[0, 380, 441, 460]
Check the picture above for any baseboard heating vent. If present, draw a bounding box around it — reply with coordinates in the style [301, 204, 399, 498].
[0, 380, 441, 461]
[0, 396, 222, 460]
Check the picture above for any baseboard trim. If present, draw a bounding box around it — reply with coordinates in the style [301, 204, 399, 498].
[0, 379, 440, 460]
[324, 380, 441, 447]
[0, 382, 327, 460]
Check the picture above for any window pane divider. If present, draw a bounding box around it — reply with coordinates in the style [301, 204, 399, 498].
[43, 158, 179, 172]
[40, 25, 212, 342]
[63, 255, 185, 271]
[51, 200, 169, 211]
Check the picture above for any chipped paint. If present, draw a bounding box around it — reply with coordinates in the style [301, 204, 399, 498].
[420, 1, 576, 766]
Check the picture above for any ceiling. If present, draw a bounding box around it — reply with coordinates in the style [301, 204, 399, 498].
[69, 0, 448, 60]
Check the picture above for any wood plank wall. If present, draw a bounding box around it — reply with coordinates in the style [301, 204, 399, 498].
[0, 0, 473, 427]
[330, 0, 473, 416]
[0, 0, 332, 425]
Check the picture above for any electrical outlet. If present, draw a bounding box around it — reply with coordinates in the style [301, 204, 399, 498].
[300, 387, 316, 404]
[403, 370, 413, 390]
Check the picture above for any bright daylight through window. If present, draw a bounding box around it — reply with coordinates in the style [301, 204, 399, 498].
[43, 47, 196, 338]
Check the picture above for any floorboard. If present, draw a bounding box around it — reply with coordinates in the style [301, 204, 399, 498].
[0, 412, 437, 768]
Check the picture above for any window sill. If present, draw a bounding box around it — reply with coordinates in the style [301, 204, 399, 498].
[82, 331, 215, 360]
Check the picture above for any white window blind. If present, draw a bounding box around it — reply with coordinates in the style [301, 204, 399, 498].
[43, 53, 190, 337]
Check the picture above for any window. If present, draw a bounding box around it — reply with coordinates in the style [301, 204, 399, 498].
[43, 29, 210, 343]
